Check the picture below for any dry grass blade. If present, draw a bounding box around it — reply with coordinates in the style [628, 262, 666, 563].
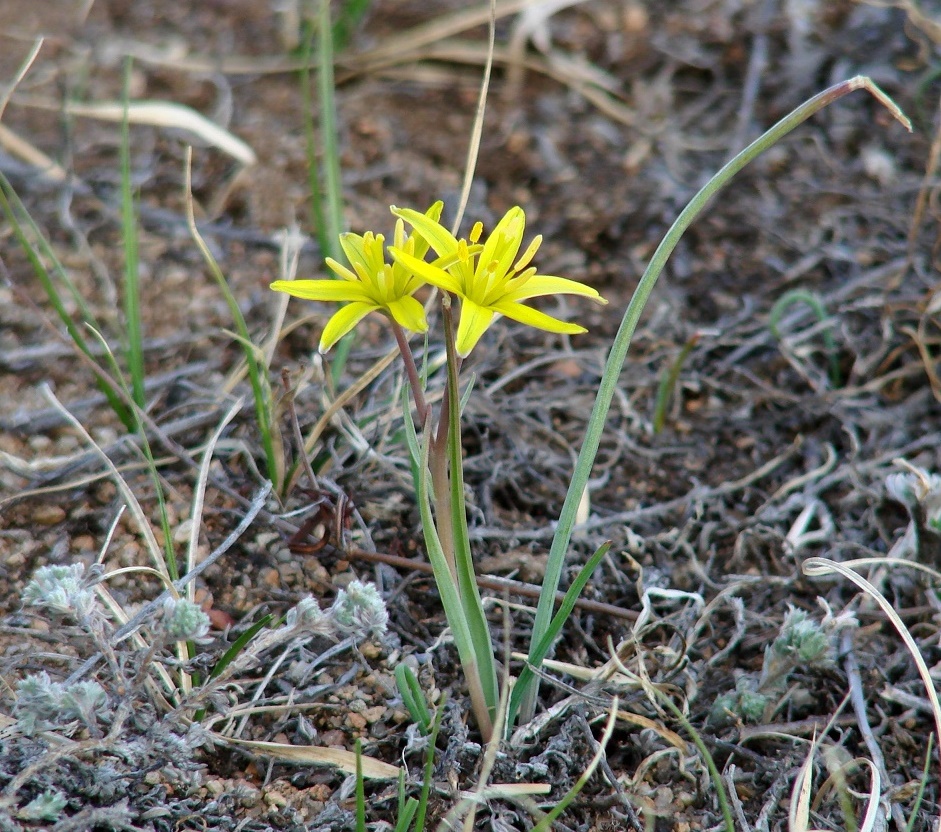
[0, 124, 66, 182]
[463, 783, 552, 798]
[802, 556, 941, 783]
[18, 97, 256, 164]
[185, 399, 243, 595]
[812, 757, 881, 832]
[505, 0, 591, 96]
[214, 736, 400, 779]
[616, 710, 687, 752]
[41, 384, 169, 583]
[450, 0, 496, 236]
[0, 36, 43, 119]
[789, 738, 816, 832]
[346, 0, 541, 66]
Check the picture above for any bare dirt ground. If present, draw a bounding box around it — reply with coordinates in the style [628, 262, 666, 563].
[1, 1, 940, 830]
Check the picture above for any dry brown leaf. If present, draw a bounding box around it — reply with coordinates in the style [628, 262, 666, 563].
[216, 735, 401, 780]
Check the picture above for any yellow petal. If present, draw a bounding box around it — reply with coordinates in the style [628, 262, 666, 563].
[386, 295, 428, 333]
[494, 301, 587, 335]
[338, 233, 368, 270]
[411, 201, 445, 261]
[391, 205, 459, 259]
[501, 275, 606, 303]
[455, 297, 496, 357]
[389, 247, 464, 295]
[271, 279, 370, 303]
[319, 302, 376, 352]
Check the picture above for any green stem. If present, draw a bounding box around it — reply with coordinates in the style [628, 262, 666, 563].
[520, 76, 911, 724]
[428, 296, 461, 582]
[441, 296, 497, 729]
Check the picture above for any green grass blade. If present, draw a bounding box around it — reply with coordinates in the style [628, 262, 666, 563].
[318, 0, 354, 386]
[652, 333, 699, 434]
[507, 542, 610, 728]
[0, 174, 133, 429]
[184, 151, 280, 485]
[769, 288, 841, 387]
[300, 26, 329, 259]
[298, 1, 351, 384]
[209, 614, 273, 682]
[656, 690, 735, 832]
[394, 663, 432, 735]
[317, 0, 343, 252]
[531, 698, 618, 832]
[120, 57, 145, 409]
[393, 773, 419, 832]
[194, 613, 273, 722]
[333, 0, 372, 52]
[905, 733, 933, 832]
[393, 798, 419, 832]
[520, 76, 912, 724]
[413, 694, 445, 832]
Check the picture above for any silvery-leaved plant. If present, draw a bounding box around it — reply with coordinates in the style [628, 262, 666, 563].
[162, 597, 212, 642]
[21, 562, 99, 622]
[17, 790, 68, 823]
[14, 672, 110, 736]
[330, 580, 389, 639]
[285, 595, 334, 635]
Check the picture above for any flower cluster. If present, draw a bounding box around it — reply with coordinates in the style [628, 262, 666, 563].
[271, 203, 606, 356]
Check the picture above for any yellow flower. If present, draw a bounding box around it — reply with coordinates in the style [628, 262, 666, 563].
[389, 205, 606, 357]
[270, 202, 443, 353]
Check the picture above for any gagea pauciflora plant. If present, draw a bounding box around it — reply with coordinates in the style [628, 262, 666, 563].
[272, 203, 607, 740]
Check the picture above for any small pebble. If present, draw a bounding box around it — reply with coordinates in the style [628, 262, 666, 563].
[263, 791, 287, 808]
[33, 505, 65, 525]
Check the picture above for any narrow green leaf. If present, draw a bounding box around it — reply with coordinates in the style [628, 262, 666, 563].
[185, 154, 279, 485]
[507, 542, 610, 728]
[769, 288, 841, 387]
[414, 695, 445, 832]
[393, 797, 419, 832]
[406, 390, 492, 738]
[521, 76, 912, 723]
[120, 57, 145, 409]
[0, 175, 133, 429]
[444, 335, 498, 719]
[209, 614, 273, 681]
[193, 613, 273, 722]
[458, 372, 476, 417]
[394, 663, 432, 735]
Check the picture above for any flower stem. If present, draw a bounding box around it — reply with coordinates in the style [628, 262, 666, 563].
[426, 297, 461, 582]
[389, 319, 429, 426]
[388, 315, 457, 577]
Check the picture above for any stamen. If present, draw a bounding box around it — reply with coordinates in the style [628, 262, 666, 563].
[514, 235, 542, 273]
